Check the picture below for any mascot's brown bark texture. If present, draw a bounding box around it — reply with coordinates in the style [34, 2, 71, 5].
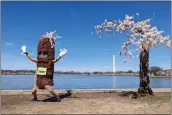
[36, 37, 55, 89]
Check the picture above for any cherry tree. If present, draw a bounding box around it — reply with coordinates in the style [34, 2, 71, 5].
[94, 13, 171, 95]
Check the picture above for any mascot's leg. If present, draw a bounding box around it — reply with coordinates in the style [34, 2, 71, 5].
[31, 83, 38, 101]
[31, 73, 38, 101]
[44, 85, 61, 103]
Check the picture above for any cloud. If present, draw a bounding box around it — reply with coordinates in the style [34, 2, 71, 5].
[83, 68, 88, 70]
[136, 13, 139, 16]
[5, 42, 14, 46]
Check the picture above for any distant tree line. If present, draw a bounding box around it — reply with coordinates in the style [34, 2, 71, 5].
[1, 66, 170, 76]
[149, 66, 163, 76]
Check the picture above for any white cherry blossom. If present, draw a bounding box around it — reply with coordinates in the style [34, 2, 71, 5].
[41, 31, 62, 48]
[94, 13, 171, 62]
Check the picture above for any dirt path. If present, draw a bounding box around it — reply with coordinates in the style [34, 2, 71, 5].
[1, 92, 171, 114]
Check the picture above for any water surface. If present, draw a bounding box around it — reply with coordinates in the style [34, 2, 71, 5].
[1, 75, 171, 90]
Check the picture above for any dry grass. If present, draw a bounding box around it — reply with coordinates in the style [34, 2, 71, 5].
[1, 92, 171, 114]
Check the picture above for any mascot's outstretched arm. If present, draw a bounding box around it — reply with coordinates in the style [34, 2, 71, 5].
[21, 45, 37, 63]
[52, 49, 67, 63]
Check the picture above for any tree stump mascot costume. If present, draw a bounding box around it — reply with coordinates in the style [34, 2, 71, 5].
[21, 31, 67, 102]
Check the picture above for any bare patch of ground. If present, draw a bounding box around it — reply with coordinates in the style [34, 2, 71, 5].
[1, 92, 171, 114]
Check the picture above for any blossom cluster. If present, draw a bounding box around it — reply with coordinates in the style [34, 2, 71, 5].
[41, 31, 62, 48]
[95, 13, 171, 63]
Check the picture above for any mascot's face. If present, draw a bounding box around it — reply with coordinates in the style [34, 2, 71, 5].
[38, 50, 48, 59]
[37, 37, 55, 60]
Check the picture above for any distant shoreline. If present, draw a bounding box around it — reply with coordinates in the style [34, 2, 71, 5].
[149, 75, 171, 78]
[134, 75, 171, 78]
[1, 74, 171, 78]
[1, 74, 137, 76]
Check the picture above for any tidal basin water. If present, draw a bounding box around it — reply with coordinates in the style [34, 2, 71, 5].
[1, 75, 171, 90]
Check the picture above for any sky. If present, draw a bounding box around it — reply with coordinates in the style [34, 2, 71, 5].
[1, 1, 171, 72]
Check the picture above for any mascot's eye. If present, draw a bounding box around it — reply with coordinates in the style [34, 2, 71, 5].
[38, 52, 42, 55]
[43, 51, 48, 55]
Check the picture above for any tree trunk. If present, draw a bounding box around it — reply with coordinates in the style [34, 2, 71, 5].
[138, 48, 154, 95]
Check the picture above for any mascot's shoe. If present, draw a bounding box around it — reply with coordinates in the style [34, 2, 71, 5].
[30, 98, 38, 102]
[68, 95, 72, 98]
[56, 97, 62, 103]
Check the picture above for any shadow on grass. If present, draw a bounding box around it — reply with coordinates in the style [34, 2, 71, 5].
[119, 91, 154, 99]
[103, 90, 154, 99]
[119, 91, 138, 99]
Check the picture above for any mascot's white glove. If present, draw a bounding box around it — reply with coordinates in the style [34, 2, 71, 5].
[59, 49, 67, 57]
[21, 45, 27, 54]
